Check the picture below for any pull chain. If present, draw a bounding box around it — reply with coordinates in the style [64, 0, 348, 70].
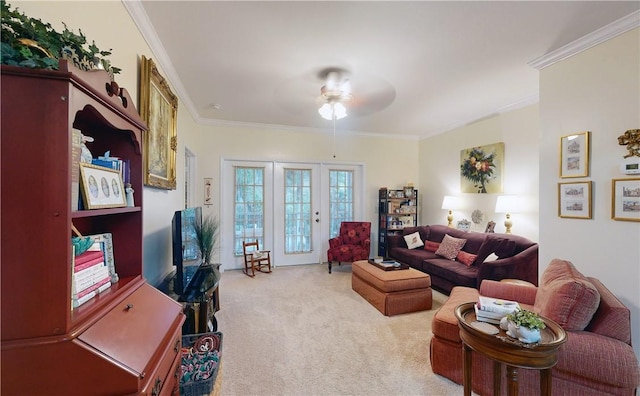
[332, 115, 337, 159]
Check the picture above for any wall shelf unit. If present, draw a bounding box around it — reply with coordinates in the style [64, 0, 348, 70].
[378, 187, 418, 256]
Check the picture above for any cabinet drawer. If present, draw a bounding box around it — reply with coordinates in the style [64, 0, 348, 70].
[79, 283, 183, 376]
[140, 325, 181, 396]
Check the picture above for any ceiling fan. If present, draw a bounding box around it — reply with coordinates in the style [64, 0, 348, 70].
[317, 68, 354, 120]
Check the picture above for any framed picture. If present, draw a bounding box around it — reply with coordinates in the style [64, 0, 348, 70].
[79, 163, 126, 209]
[139, 55, 178, 190]
[457, 219, 471, 231]
[484, 221, 496, 233]
[460, 142, 504, 194]
[559, 131, 590, 178]
[611, 178, 640, 222]
[558, 181, 592, 219]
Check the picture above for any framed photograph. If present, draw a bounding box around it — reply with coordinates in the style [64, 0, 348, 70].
[139, 55, 178, 190]
[560, 131, 590, 178]
[79, 164, 126, 209]
[611, 178, 640, 222]
[457, 219, 471, 231]
[484, 221, 496, 233]
[558, 181, 592, 219]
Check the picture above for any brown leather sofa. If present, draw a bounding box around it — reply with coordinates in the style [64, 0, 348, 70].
[386, 225, 538, 294]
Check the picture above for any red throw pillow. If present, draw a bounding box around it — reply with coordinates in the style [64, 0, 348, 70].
[424, 241, 440, 253]
[456, 251, 478, 266]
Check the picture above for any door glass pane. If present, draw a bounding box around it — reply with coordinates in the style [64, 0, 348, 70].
[234, 166, 264, 255]
[329, 169, 354, 237]
[284, 168, 312, 254]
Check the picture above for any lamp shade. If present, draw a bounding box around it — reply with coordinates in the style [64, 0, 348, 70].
[495, 195, 521, 213]
[441, 195, 462, 210]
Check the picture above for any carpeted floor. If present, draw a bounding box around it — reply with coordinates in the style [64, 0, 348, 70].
[215, 263, 463, 396]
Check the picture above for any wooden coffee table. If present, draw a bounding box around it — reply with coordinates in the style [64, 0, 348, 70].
[455, 302, 567, 396]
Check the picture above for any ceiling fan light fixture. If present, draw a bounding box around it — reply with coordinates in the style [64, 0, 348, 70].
[318, 101, 347, 120]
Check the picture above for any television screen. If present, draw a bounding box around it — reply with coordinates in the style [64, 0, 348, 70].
[172, 207, 202, 295]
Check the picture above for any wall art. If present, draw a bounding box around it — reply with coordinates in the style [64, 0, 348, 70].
[560, 131, 590, 178]
[460, 142, 504, 194]
[611, 178, 640, 222]
[139, 55, 178, 190]
[558, 181, 592, 219]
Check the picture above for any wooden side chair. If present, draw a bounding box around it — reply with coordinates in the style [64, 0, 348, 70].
[242, 240, 272, 277]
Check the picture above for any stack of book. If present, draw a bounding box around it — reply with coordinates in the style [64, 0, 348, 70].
[71, 246, 112, 308]
[474, 296, 520, 324]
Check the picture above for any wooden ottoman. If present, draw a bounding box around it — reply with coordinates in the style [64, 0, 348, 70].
[352, 260, 432, 316]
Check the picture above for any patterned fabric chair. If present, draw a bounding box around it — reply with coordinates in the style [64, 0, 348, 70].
[327, 221, 371, 274]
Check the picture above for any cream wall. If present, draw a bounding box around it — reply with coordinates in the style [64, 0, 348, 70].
[539, 28, 640, 357]
[13, 1, 189, 285]
[12, 1, 418, 284]
[419, 105, 540, 242]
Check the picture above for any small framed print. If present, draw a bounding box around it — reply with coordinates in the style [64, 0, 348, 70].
[457, 219, 471, 231]
[484, 221, 496, 233]
[558, 181, 592, 219]
[560, 131, 590, 178]
[79, 163, 126, 209]
[612, 178, 640, 222]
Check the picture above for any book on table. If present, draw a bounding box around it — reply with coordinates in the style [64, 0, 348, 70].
[475, 296, 520, 324]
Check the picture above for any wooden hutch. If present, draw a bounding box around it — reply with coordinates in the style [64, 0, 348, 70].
[1, 61, 185, 395]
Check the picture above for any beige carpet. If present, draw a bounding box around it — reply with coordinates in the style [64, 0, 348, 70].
[215, 263, 463, 396]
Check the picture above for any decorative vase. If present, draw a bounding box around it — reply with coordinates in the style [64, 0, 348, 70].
[500, 317, 541, 343]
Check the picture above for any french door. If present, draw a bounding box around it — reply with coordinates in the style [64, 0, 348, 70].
[221, 160, 363, 270]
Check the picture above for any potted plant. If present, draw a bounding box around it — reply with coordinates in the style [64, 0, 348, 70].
[1, 1, 120, 77]
[500, 308, 546, 343]
[193, 215, 220, 268]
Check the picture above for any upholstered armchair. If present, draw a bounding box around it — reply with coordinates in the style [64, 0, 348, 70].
[327, 221, 371, 273]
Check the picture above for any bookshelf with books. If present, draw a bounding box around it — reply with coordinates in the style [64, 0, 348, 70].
[378, 187, 419, 256]
[1, 61, 184, 395]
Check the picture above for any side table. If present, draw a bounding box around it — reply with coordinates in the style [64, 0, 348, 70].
[455, 302, 566, 396]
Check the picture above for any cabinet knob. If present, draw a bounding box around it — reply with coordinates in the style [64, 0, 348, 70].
[151, 378, 162, 396]
[174, 338, 180, 353]
[125, 303, 134, 311]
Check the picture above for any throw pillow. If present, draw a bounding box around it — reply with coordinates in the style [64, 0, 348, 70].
[435, 234, 467, 260]
[403, 231, 424, 250]
[456, 251, 478, 266]
[533, 259, 600, 331]
[424, 241, 440, 253]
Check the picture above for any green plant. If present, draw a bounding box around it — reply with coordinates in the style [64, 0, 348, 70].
[193, 215, 219, 266]
[507, 308, 546, 330]
[1, 1, 120, 75]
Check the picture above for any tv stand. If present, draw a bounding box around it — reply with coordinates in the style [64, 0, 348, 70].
[163, 265, 220, 334]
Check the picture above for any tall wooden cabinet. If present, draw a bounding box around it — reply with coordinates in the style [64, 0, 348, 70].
[1, 61, 185, 395]
[378, 187, 418, 256]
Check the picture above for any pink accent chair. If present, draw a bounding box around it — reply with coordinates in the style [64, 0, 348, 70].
[327, 222, 371, 274]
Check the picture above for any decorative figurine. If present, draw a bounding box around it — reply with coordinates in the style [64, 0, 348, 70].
[125, 183, 134, 207]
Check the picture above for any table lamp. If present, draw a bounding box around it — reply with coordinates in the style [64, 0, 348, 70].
[441, 195, 462, 227]
[495, 195, 520, 234]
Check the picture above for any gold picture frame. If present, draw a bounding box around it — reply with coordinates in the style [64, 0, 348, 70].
[558, 181, 592, 219]
[611, 178, 640, 222]
[559, 131, 590, 178]
[79, 163, 126, 209]
[139, 55, 178, 190]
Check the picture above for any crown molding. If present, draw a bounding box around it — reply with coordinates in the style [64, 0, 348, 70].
[528, 10, 639, 70]
[123, 0, 200, 121]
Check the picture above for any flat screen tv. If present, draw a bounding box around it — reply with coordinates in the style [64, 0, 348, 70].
[172, 207, 202, 296]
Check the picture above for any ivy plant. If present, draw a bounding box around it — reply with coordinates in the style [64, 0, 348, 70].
[1, 1, 120, 75]
[507, 308, 546, 330]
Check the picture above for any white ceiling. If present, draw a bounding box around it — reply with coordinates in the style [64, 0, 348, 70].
[127, 1, 639, 139]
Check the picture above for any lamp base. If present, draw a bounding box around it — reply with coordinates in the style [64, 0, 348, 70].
[447, 211, 454, 227]
[504, 213, 512, 234]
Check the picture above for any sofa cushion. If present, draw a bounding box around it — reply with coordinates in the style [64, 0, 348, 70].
[585, 277, 631, 344]
[435, 234, 466, 260]
[456, 251, 477, 266]
[402, 226, 430, 243]
[534, 259, 600, 331]
[472, 234, 517, 266]
[403, 231, 424, 249]
[424, 241, 440, 252]
[423, 259, 478, 289]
